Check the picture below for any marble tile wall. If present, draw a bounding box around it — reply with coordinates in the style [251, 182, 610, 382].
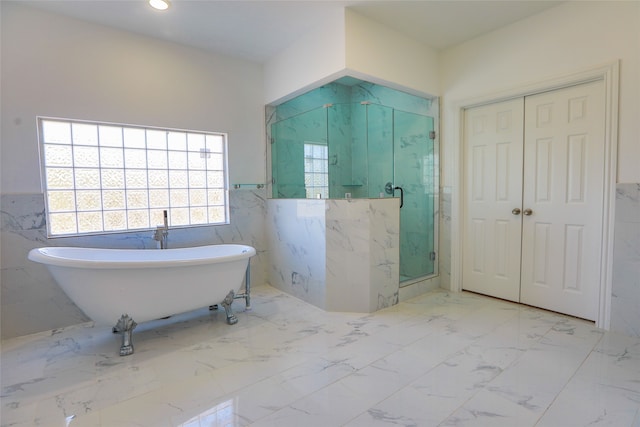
[266, 198, 400, 313]
[6, 183, 634, 341]
[332, 103, 358, 197]
[264, 199, 327, 308]
[363, 199, 401, 310]
[273, 81, 352, 121]
[271, 107, 327, 199]
[273, 79, 433, 123]
[364, 104, 394, 199]
[325, 198, 400, 312]
[0, 188, 267, 339]
[440, 187, 452, 289]
[349, 81, 433, 115]
[611, 183, 640, 337]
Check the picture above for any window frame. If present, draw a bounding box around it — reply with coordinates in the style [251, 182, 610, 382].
[37, 116, 230, 238]
[303, 142, 329, 199]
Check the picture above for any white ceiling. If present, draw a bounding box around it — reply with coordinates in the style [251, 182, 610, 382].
[22, 0, 562, 63]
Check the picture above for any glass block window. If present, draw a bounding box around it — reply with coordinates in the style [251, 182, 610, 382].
[303, 142, 328, 199]
[37, 117, 229, 237]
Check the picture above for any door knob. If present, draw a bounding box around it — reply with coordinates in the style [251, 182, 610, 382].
[523, 208, 533, 216]
[512, 208, 521, 215]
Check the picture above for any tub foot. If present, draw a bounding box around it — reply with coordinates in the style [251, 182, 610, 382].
[221, 290, 238, 325]
[232, 260, 252, 310]
[113, 314, 137, 356]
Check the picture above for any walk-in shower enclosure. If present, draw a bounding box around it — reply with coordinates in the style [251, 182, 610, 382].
[268, 77, 439, 284]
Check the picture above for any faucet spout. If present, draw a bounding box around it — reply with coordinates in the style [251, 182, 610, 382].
[153, 210, 169, 249]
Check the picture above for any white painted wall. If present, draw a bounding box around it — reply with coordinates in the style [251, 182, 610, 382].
[3, 1, 637, 338]
[345, 9, 440, 98]
[263, 8, 346, 104]
[438, 1, 639, 330]
[1, 3, 266, 194]
[0, 3, 267, 338]
[264, 9, 440, 105]
[439, 1, 640, 185]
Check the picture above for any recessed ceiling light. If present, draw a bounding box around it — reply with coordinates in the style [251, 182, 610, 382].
[149, 0, 171, 11]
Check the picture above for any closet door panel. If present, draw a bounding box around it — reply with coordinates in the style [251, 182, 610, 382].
[520, 81, 605, 320]
[462, 99, 524, 302]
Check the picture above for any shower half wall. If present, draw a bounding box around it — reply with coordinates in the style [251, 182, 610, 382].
[266, 78, 439, 311]
[265, 197, 400, 312]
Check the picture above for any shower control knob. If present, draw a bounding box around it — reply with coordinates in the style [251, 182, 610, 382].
[512, 208, 521, 215]
[384, 182, 394, 195]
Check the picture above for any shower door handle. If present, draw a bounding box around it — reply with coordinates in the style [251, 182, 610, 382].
[394, 186, 404, 208]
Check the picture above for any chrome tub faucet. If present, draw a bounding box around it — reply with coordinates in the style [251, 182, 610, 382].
[153, 210, 169, 249]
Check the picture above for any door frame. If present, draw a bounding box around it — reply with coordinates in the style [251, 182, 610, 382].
[450, 61, 619, 329]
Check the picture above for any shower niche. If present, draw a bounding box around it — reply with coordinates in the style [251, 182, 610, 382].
[266, 77, 439, 312]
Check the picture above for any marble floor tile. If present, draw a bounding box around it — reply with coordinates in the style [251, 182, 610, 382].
[2, 285, 640, 427]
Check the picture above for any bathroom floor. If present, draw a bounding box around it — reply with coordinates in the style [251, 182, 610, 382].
[1, 286, 639, 427]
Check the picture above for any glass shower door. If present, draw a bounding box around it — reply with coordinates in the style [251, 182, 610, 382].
[366, 104, 394, 198]
[393, 110, 436, 283]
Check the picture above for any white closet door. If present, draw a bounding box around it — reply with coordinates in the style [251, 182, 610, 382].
[520, 81, 605, 320]
[462, 98, 524, 302]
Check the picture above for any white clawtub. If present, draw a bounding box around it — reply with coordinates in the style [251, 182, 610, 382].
[28, 244, 256, 355]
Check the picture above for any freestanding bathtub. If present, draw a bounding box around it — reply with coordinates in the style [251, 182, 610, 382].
[28, 244, 256, 355]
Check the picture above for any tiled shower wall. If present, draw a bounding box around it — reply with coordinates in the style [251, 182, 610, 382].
[0, 188, 267, 339]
